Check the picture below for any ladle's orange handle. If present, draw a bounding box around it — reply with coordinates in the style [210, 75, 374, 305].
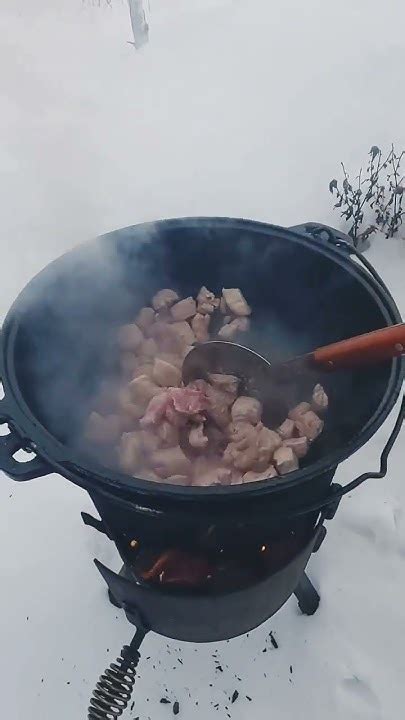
[313, 323, 405, 369]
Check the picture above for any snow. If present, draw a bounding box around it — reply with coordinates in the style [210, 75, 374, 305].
[0, 1, 404, 718]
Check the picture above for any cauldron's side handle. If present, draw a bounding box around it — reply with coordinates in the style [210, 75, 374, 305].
[289, 221, 395, 307]
[0, 329, 52, 481]
[289, 394, 405, 518]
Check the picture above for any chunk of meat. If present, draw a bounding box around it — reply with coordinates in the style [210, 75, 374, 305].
[231, 396, 262, 425]
[288, 402, 311, 421]
[119, 431, 143, 473]
[205, 384, 232, 429]
[204, 423, 228, 453]
[117, 323, 144, 351]
[196, 286, 220, 315]
[138, 468, 161, 482]
[165, 475, 191, 486]
[118, 387, 145, 429]
[171, 321, 196, 347]
[152, 289, 179, 312]
[189, 423, 209, 449]
[224, 442, 259, 472]
[218, 317, 250, 339]
[277, 418, 296, 441]
[140, 429, 161, 454]
[274, 446, 299, 475]
[129, 375, 162, 406]
[243, 465, 278, 483]
[156, 421, 179, 448]
[85, 412, 121, 445]
[165, 404, 189, 428]
[156, 352, 183, 369]
[255, 427, 282, 468]
[222, 288, 251, 317]
[169, 386, 208, 415]
[152, 358, 181, 387]
[150, 446, 192, 478]
[228, 421, 259, 450]
[312, 384, 329, 413]
[208, 373, 239, 400]
[283, 436, 308, 459]
[295, 410, 324, 441]
[193, 460, 233, 487]
[132, 363, 154, 380]
[138, 338, 158, 360]
[171, 297, 197, 322]
[148, 321, 181, 353]
[136, 306, 155, 332]
[140, 391, 170, 426]
[191, 313, 210, 342]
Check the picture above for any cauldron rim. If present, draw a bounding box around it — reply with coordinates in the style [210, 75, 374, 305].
[1, 217, 403, 506]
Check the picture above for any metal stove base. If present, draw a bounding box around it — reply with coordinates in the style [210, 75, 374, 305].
[107, 565, 320, 618]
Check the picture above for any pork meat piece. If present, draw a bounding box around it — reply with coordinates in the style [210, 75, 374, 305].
[156, 352, 183, 369]
[288, 402, 311, 421]
[171, 321, 196, 347]
[208, 373, 239, 400]
[165, 475, 191, 486]
[129, 375, 162, 406]
[165, 404, 189, 428]
[118, 323, 144, 351]
[152, 358, 181, 387]
[191, 313, 210, 342]
[152, 289, 179, 312]
[140, 429, 161, 454]
[196, 286, 220, 315]
[169, 386, 208, 415]
[119, 431, 143, 474]
[156, 421, 179, 448]
[148, 321, 181, 353]
[118, 387, 145, 430]
[243, 465, 278, 483]
[273, 446, 299, 475]
[138, 338, 158, 360]
[132, 363, 154, 380]
[136, 306, 155, 332]
[283, 436, 308, 459]
[85, 412, 121, 445]
[205, 384, 232, 429]
[171, 297, 197, 322]
[255, 426, 282, 468]
[222, 288, 251, 317]
[228, 421, 259, 450]
[231, 396, 262, 425]
[218, 317, 250, 339]
[295, 410, 324, 441]
[312, 383, 329, 413]
[277, 418, 296, 441]
[193, 458, 233, 486]
[140, 391, 170, 427]
[189, 423, 209, 449]
[150, 446, 192, 478]
[225, 443, 259, 472]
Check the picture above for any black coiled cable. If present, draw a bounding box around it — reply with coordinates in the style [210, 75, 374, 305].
[88, 627, 147, 720]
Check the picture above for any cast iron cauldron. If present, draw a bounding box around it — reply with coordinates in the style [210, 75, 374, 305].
[0, 219, 403, 551]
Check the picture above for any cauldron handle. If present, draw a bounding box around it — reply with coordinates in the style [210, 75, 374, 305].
[289, 395, 405, 518]
[0, 330, 52, 481]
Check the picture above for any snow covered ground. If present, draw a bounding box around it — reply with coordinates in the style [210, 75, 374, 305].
[0, 1, 404, 718]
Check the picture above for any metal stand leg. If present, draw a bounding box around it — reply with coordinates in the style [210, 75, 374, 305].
[294, 572, 320, 615]
[107, 565, 130, 610]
